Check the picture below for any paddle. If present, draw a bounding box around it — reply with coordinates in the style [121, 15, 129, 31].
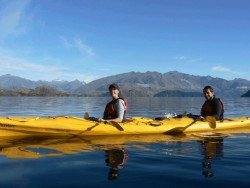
[46, 113, 124, 135]
[206, 116, 216, 129]
[84, 112, 124, 131]
[106, 121, 124, 131]
[165, 116, 216, 135]
[71, 115, 124, 137]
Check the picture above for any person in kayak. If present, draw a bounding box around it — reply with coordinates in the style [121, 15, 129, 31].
[199, 86, 224, 120]
[99, 83, 127, 123]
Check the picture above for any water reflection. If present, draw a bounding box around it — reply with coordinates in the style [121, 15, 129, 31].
[105, 148, 128, 180]
[0, 133, 237, 180]
[0, 134, 192, 158]
[198, 134, 224, 178]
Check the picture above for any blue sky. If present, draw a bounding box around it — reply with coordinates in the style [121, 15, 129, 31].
[0, 0, 249, 82]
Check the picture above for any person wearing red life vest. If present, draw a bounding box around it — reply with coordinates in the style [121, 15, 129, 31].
[199, 86, 224, 121]
[99, 84, 127, 123]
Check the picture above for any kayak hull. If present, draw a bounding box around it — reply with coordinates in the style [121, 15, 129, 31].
[0, 116, 249, 137]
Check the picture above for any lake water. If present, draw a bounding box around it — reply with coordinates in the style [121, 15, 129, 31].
[0, 97, 249, 187]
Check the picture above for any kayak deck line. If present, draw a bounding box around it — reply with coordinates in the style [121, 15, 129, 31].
[0, 116, 249, 137]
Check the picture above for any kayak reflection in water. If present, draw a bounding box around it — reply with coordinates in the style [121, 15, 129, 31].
[105, 148, 128, 181]
[198, 135, 224, 178]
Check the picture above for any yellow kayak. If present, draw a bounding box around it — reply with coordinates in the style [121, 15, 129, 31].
[0, 116, 249, 137]
[0, 134, 201, 159]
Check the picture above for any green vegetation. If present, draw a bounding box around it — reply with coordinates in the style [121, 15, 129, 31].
[241, 90, 250, 97]
[0, 86, 69, 97]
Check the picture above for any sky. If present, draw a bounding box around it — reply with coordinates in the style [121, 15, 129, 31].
[0, 0, 249, 82]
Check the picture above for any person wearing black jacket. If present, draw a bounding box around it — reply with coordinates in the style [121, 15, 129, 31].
[200, 86, 224, 120]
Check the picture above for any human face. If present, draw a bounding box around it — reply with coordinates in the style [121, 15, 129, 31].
[109, 88, 119, 99]
[203, 89, 214, 100]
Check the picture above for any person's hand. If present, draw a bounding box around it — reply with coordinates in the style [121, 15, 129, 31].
[98, 118, 108, 124]
[199, 116, 205, 121]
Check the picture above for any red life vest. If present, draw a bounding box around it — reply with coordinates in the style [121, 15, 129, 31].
[103, 98, 127, 120]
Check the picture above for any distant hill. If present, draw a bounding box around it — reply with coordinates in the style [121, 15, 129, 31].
[1, 72, 250, 97]
[154, 90, 202, 97]
[74, 71, 250, 97]
[0, 74, 85, 92]
[241, 90, 250, 97]
[0, 86, 69, 96]
[0, 74, 38, 89]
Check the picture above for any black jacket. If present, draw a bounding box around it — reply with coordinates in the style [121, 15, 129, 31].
[201, 96, 224, 120]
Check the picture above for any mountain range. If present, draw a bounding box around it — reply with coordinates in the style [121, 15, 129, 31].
[0, 72, 250, 97]
[0, 74, 85, 92]
[73, 71, 250, 97]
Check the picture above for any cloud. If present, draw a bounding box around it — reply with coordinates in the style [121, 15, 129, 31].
[0, 54, 96, 82]
[212, 66, 231, 72]
[175, 56, 187, 60]
[211, 65, 244, 77]
[0, 55, 59, 73]
[98, 68, 111, 71]
[175, 56, 202, 63]
[0, 0, 31, 42]
[60, 36, 94, 58]
[73, 38, 94, 57]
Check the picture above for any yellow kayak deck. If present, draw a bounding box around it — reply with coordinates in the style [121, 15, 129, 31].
[0, 116, 249, 137]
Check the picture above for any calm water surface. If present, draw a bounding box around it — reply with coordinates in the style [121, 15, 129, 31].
[0, 97, 249, 187]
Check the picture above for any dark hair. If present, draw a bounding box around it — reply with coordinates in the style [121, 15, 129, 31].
[109, 83, 120, 91]
[108, 83, 124, 98]
[203, 85, 214, 93]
